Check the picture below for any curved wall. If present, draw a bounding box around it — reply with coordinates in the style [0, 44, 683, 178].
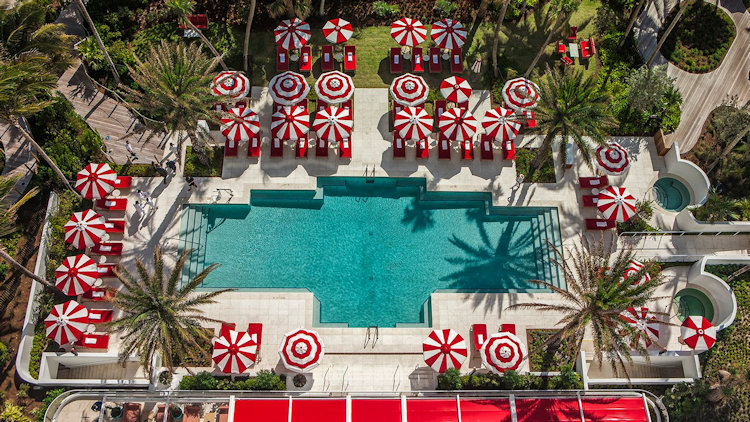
[687, 257, 743, 330]
[663, 143, 710, 206]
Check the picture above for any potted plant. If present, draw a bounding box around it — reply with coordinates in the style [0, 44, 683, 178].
[109, 406, 123, 419]
[158, 370, 173, 387]
[169, 405, 184, 421]
[293, 373, 307, 388]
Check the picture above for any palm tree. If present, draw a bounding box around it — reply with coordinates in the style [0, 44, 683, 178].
[529, 66, 617, 172]
[124, 41, 220, 165]
[506, 238, 665, 378]
[706, 123, 750, 174]
[0, 57, 79, 196]
[492, 0, 510, 77]
[72, 0, 122, 85]
[242, 0, 257, 73]
[107, 247, 230, 377]
[524, 0, 580, 78]
[166, 0, 228, 71]
[620, 0, 648, 48]
[267, 0, 312, 19]
[695, 191, 740, 223]
[646, 0, 690, 65]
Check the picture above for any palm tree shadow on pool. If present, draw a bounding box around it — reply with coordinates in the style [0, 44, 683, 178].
[401, 199, 435, 232]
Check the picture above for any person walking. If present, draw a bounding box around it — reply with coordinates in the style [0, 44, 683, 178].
[125, 140, 138, 161]
[136, 189, 158, 210]
[165, 159, 177, 175]
[185, 175, 198, 192]
[133, 201, 146, 219]
[151, 161, 169, 184]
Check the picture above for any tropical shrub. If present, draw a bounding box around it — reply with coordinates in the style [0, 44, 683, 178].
[617, 200, 658, 232]
[433, 0, 458, 17]
[437, 368, 463, 390]
[184, 147, 224, 177]
[35, 388, 66, 422]
[0, 341, 9, 368]
[515, 148, 555, 183]
[131, 23, 182, 59]
[178, 371, 219, 390]
[178, 370, 286, 390]
[527, 329, 575, 371]
[0, 402, 30, 422]
[372, 1, 400, 17]
[158, 370, 173, 386]
[437, 368, 582, 390]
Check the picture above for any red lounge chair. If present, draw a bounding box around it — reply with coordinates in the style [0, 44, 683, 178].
[429, 47, 441, 73]
[97, 264, 118, 278]
[561, 55, 574, 66]
[297, 98, 308, 111]
[213, 103, 226, 113]
[461, 140, 474, 160]
[556, 42, 566, 54]
[235, 100, 247, 108]
[296, 135, 308, 158]
[472, 324, 487, 350]
[389, 47, 402, 73]
[392, 102, 404, 125]
[218, 406, 229, 422]
[412, 47, 424, 73]
[503, 140, 516, 160]
[87, 309, 113, 323]
[75, 333, 109, 349]
[183, 405, 201, 422]
[456, 101, 469, 110]
[582, 195, 599, 207]
[586, 218, 616, 230]
[416, 138, 429, 159]
[113, 176, 132, 189]
[450, 48, 463, 73]
[438, 134, 451, 160]
[317, 100, 328, 113]
[299, 46, 312, 72]
[480, 135, 493, 160]
[248, 134, 261, 157]
[344, 45, 356, 72]
[103, 219, 125, 233]
[247, 323, 262, 348]
[155, 406, 173, 422]
[568, 26, 578, 40]
[393, 135, 406, 158]
[588, 37, 596, 56]
[579, 176, 609, 189]
[341, 99, 352, 113]
[276, 46, 289, 72]
[220, 322, 236, 337]
[270, 138, 283, 158]
[500, 323, 516, 335]
[91, 242, 123, 256]
[316, 138, 328, 157]
[580, 40, 590, 58]
[434, 100, 446, 128]
[321, 45, 334, 72]
[95, 198, 127, 211]
[123, 403, 141, 422]
[224, 138, 239, 157]
[82, 287, 114, 301]
[524, 111, 537, 128]
[339, 138, 352, 158]
[179, 14, 208, 30]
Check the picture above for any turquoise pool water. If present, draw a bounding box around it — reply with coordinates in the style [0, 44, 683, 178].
[674, 288, 714, 322]
[653, 177, 690, 211]
[179, 177, 563, 327]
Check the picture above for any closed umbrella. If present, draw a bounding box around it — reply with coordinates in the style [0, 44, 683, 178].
[279, 328, 324, 372]
[622, 260, 651, 287]
[64, 209, 106, 249]
[55, 254, 98, 296]
[430, 19, 467, 50]
[480, 332, 527, 374]
[619, 307, 660, 348]
[274, 18, 311, 50]
[390, 73, 430, 107]
[269, 71, 311, 106]
[211, 71, 250, 100]
[595, 142, 630, 175]
[390, 18, 427, 46]
[394, 106, 432, 141]
[315, 71, 354, 104]
[313, 106, 353, 142]
[482, 107, 521, 143]
[44, 300, 89, 345]
[597, 186, 637, 223]
[439, 107, 478, 142]
[502, 77, 540, 111]
[422, 329, 468, 373]
[440, 76, 472, 104]
[75, 163, 117, 200]
[323, 18, 353, 44]
[271, 106, 310, 141]
[220, 106, 260, 142]
[212, 329, 258, 374]
[681, 316, 716, 351]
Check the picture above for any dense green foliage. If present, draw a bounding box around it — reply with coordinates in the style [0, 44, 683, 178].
[0, 341, 9, 368]
[0, 233, 21, 281]
[433, 0, 458, 17]
[371, 1, 401, 17]
[184, 146, 224, 177]
[45, 191, 88, 281]
[178, 370, 286, 390]
[527, 330, 576, 371]
[515, 148, 555, 183]
[34, 388, 66, 422]
[437, 367, 583, 390]
[0, 402, 30, 422]
[617, 200, 658, 232]
[692, 192, 750, 223]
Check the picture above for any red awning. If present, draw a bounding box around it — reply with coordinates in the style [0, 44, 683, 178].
[351, 399, 402, 422]
[582, 397, 649, 421]
[407, 399, 459, 422]
[460, 399, 512, 422]
[515, 398, 582, 422]
[234, 399, 288, 422]
[292, 399, 346, 422]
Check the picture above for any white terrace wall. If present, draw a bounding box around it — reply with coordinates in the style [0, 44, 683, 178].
[688, 256, 744, 330]
[675, 209, 750, 233]
[663, 143, 710, 206]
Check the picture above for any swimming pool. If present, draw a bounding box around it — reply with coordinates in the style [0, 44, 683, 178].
[653, 177, 690, 211]
[179, 177, 563, 327]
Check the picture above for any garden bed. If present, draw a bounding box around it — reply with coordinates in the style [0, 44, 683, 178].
[526, 329, 576, 372]
[184, 146, 224, 177]
[515, 148, 556, 183]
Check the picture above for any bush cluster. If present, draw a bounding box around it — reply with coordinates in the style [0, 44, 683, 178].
[0, 341, 9, 368]
[514, 148, 555, 183]
[437, 367, 583, 391]
[178, 370, 286, 391]
[184, 146, 224, 177]
[34, 388, 66, 422]
[371, 1, 401, 17]
[0, 402, 30, 422]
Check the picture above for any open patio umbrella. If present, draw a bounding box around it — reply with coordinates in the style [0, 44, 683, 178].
[681, 316, 716, 352]
[55, 254, 98, 296]
[64, 209, 106, 249]
[44, 300, 89, 345]
[313, 106, 353, 142]
[390, 18, 427, 46]
[269, 71, 310, 106]
[394, 106, 433, 141]
[315, 71, 354, 104]
[597, 186, 637, 223]
[439, 107, 478, 142]
[323, 18, 353, 44]
[274, 18, 311, 50]
[390, 73, 430, 107]
[75, 163, 116, 200]
[440, 76, 472, 104]
[595, 142, 630, 175]
[271, 106, 310, 141]
[622, 259, 651, 287]
[279, 328, 324, 372]
[220, 106, 260, 142]
[211, 71, 250, 100]
[482, 107, 521, 143]
[422, 329, 468, 373]
[502, 77, 540, 111]
[619, 307, 660, 348]
[431, 19, 467, 50]
[481, 332, 527, 374]
[213, 329, 258, 374]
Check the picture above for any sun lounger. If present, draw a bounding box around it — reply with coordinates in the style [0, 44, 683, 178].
[82, 287, 114, 301]
[248, 134, 261, 157]
[184, 405, 202, 422]
[588, 37, 596, 56]
[155, 405, 176, 422]
[568, 26, 578, 40]
[585, 218, 616, 230]
[296, 134, 308, 158]
[97, 263, 118, 278]
[561, 55, 574, 66]
[339, 138, 351, 158]
[113, 176, 132, 189]
[91, 242, 123, 256]
[472, 324, 487, 350]
[556, 42, 566, 54]
[341, 99, 352, 115]
[580, 40, 590, 58]
[317, 100, 328, 113]
[87, 309, 114, 323]
[434, 100, 446, 128]
[213, 103, 226, 113]
[461, 140, 474, 160]
[95, 198, 127, 211]
[224, 138, 238, 157]
[579, 176, 609, 189]
[480, 135, 493, 160]
[500, 323, 516, 335]
[416, 138, 429, 159]
[75, 333, 110, 349]
[524, 110, 537, 128]
[438, 134, 451, 160]
[321, 45, 334, 72]
[123, 403, 141, 422]
[299, 46, 312, 72]
[220, 322, 236, 337]
[218, 406, 229, 422]
[582, 194, 599, 207]
[316, 138, 328, 157]
[429, 47, 441, 73]
[503, 140, 516, 160]
[235, 100, 247, 108]
[296, 98, 308, 111]
[344, 45, 356, 72]
[412, 47, 424, 73]
[276, 46, 289, 72]
[393, 135, 406, 158]
[247, 323, 263, 349]
[103, 219, 125, 233]
[270, 138, 283, 158]
[456, 101, 469, 110]
[389, 47, 402, 73]
[450, 48, 463, 73]
[392, 102, 404, 126]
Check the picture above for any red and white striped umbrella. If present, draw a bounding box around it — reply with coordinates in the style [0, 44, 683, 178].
[480, 332, 527, 374]
[439, 107, 478, 142]
[269, 71, 311, 106]
[274, 18, 311, 50]
[597, 186, 637, 223]
[213, 329, 258, 374]
[681, 316, 716, 351]
[622, 260, 651, 287]
[390, 18, 427, 46]
[595, 142, 630, 175]
[211, 71, 250, 100]
[323, 18, 353, 44]
[220, 106, 260, 142]
[64, 209, 106, 249]
[431, 19, 467, 50]
[422, 329, 468, 373]
[315, 71, 354, 104]
[313, 106, 353, 142]
[279, 328, 324, 372]
[482, 107, 521, 143]
[44, 300, 89, 345]
[75, 163, 117, 200]
[502, 77, 540, 111]
[619, 307, 660, 348]
[390, 73, 429, 107]
[394, 106, 432, 141]
[440, 76, 472, 104]
[55, 254, 98, 296]
[271, 106, 309, 141]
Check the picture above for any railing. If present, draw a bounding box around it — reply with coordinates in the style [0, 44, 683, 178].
[620, 230, 748, 236]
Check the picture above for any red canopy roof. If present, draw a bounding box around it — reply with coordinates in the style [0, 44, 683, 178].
[407, 399, 458, 422]
[460, 399, 512, 422]
[351, 399, 402, 422]
[292, 399, 345, 422]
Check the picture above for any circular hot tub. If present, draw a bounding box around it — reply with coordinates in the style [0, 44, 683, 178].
[674, 288, 714, 322]
[653, 177, 691, 211]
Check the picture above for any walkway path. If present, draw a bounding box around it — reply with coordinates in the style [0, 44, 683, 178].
[621, 233, 750, 260]
[634, 0, 750, 152]
[0, 122, 36, 202]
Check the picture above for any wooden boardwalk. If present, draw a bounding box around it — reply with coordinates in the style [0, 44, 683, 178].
[0, 122, 36, 202]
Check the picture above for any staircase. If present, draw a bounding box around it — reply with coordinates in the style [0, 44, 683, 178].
[178, 205, 209, 285]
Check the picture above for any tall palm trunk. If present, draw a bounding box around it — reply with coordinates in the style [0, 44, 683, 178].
[11, 120, 80, 197]
[529, 132, 556, 172]
[646, 1, 688, 65]
[706, 123, 750, 174]
[187, 129, 210, 166]
[620, 0, 647, 47]
[73, 0, 121, 85]
[184, 19, 229, 71]
[243, 0, 258, 73]
[492, 0, 510, 77]
[524, 14, 569, 78]
[0, 248, 55, 290]
[319, 0, 325, 15]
